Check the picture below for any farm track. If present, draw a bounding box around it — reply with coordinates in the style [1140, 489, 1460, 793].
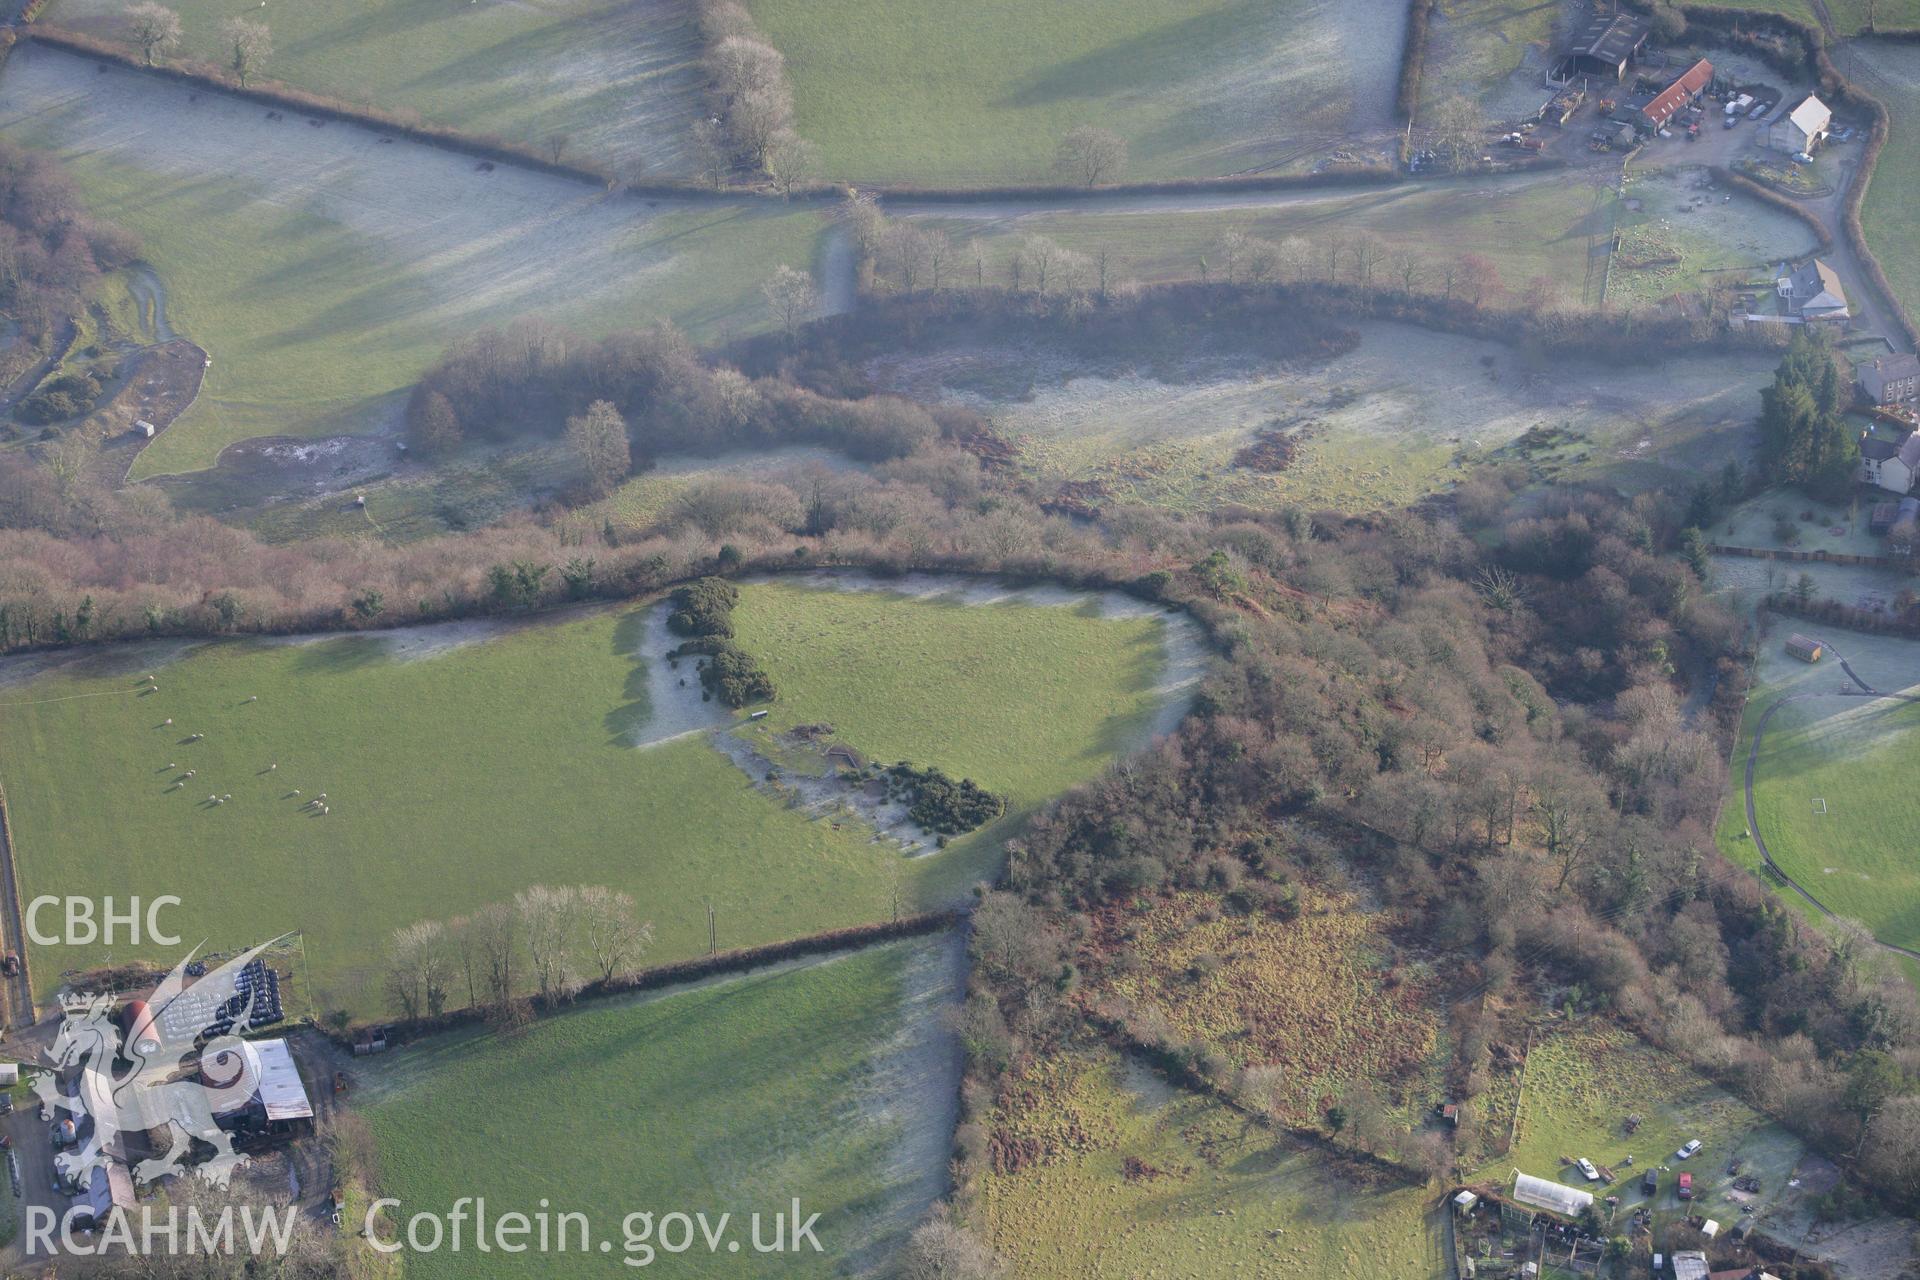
[0, 782, 34, 1037]
[1741, 635, 1920, 960]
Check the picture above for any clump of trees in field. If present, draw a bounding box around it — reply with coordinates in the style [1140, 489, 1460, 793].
[383, 884, 654, 1023]
[692, 0, 811, 190]
[0, 137, 140, 351]
[884, 763, 1007, 837]
[666, 576, 775, 706]
[1756, 329, 1858, 497]
[402, 317, 940, 471]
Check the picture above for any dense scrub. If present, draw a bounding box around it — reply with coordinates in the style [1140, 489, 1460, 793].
[0, 135, 139, 345]
[405, 320, 939, 467]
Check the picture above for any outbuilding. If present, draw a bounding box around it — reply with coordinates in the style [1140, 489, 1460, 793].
[1770, 94, 1832, 154]
[1785, 634, 1823, 663]
[1859, 353, 1920, 405]
[1512, 1171, 1593, 1218]
[1637, 59, 1713, 131]
[1558, 13, 1651, 81]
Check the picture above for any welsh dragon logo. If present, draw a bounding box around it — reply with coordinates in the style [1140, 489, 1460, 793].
[33, 936, 291, 1190]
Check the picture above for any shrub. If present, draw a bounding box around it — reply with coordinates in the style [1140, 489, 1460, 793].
[886, 763, 1007, 835]
[667, 576, 740, 638]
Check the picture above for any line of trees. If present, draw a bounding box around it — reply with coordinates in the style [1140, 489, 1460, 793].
[383, 884, 653, 1025]
[692, 0, 811, 192]
[113, 2, 270, 85]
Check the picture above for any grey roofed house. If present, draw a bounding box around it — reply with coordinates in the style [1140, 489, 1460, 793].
[1778, 258, 1849, 322]
[1859, 353, 1920, 404]
[1861, 435, 1901, 463]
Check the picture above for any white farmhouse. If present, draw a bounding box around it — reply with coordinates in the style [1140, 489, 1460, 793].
[1770, 94, 1831, 154]
[1859, 430, 1920, 494]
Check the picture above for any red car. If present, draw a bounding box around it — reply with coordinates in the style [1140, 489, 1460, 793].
[1677, 1172, 1694, 1201]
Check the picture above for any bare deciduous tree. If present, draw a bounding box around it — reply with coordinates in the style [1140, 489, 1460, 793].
[383, 920, 450, 1019]
[761, 264, 817, 337]
[124, 1, 182, 66]
[1053, 125, 1126, 187]
[764, 131, 814, 197]
[220, 17, 271, 88]
[578, 885, 653, 983]
[517, 883, 584, 1003]
[565, 399, 632, 497]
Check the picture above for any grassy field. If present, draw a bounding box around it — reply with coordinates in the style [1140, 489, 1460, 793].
[362, 938, 961, 1277]
[1853, 40, 1920, 335]
[978, 1041, 1443, 1278]
[1418, 0, 1560, 118]
[868, 322, 1775, 514]
[1712, 619, 1920, 953]
[915, 176, 1612, 305]
[0, 580, 1173, 1014]
[1485, 1021, 1804, 1228]
[41, 0, 701, 177]
[0, 45, 826, 478]
[742, 0, 1406, 186]
[1608, 167, 1817, 309]
[729, 578, 1180, 806]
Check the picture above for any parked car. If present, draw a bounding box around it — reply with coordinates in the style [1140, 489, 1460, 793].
[1678, 1172, 1694, 1200]
[1, 952, 19, 978]
[1577, 1158, 1600, 1181]
[1642, 1169, 1658, 1195]
[1749, 103, 1770, 119]
[1677, 1138, 1703, 1159]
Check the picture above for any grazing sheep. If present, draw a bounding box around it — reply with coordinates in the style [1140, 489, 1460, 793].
[268, 763, 277, 771]
[207, 795, 217, 803]
[246, 696, 258, 703]
[185, 770, 196, 778]
[166, 763, 175, 770]
[222, 794, 232, 802]
[162, 719, 172, 727]
[292, 789, 300, 796]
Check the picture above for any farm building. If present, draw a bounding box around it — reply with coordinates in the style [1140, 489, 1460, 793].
[1556, 13, 1651, 81]
[1636, 59, 1713, 131]
[1859, 429, 1920, 494]
[199, 1037, 315, 1141]
[1785, 633, 1824, 663]
[1511, 1171, 1593, 1218]
[1775, 258, 1850, 324]
[1859, 353, 1920, 405]
[1769, 95, 1832, 155]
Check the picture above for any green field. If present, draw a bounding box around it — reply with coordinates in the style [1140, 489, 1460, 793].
[1746, 686, 1920, 946]
[1855, 40, 1920, 336]
[917, 175, 1612, 303]
[0, 579, 1173, 1014]
[0, 45, 826, 478]
[1713, 621, 1920, 953]
[743, 0, 1407, 186]
[363, 939, 958, 1277]
[41, 0, 701, 177]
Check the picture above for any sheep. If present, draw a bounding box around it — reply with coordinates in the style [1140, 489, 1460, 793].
[246, 695, 258, 703]
[268, 763, 277, 771]
[185, 770, 196, 778]
[207, 795, 218, 803]
[163, 719, 172, 727]
[222, 794, 232, 802]
[292, 789, 301, 796]
[166, 763, 176, 770]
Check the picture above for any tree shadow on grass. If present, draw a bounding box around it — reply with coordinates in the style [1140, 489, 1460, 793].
[994, 0, 1265, 110]
[288, 634, 391, 676]
[603, 607, 654, 745]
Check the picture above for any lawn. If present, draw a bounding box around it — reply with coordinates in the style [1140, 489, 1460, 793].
[742, 0, 1407, 186]
[361, 937, 962, 1277]
[1607, 167, 1817, 310]
[1853, 40, 1920, 335]
[40, 0, 701, 178]
[978, 1041, 1443, 1278]
[0, 44, 827, 478]
[0, 579, 1177, 1014]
